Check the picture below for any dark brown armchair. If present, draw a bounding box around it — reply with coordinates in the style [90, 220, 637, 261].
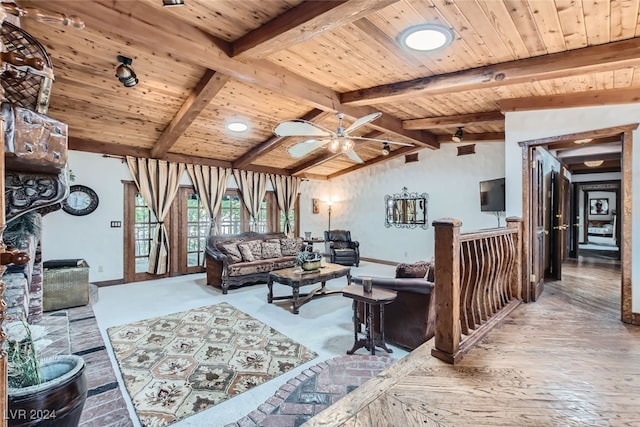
[324, 229, 360, 266]
[352, 260, 435, 350]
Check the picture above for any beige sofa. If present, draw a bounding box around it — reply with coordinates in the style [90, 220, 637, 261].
[205, 232, 304, 294]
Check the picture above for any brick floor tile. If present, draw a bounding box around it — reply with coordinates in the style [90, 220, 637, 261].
[279, 403, 314, 415]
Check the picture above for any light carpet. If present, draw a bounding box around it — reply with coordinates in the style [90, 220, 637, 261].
[107, 302, 318, 427]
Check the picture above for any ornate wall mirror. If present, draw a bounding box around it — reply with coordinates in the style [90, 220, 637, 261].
[384, 187, 428, 229]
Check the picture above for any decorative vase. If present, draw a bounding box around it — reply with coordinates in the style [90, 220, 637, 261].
[301, 260, 321, 271]
[8, 355, 88, 427]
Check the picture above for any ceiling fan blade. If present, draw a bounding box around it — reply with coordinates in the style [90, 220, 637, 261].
[274, 120, 332, 137]
[345, 112, 382, 134]
[288, 139, 329, 158]
[351, 136, 413, 146]
[344, 150, 364, 163]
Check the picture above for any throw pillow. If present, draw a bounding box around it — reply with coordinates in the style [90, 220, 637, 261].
[217, 242, 242, 264]
[280, 237, 303, 256]
[396, 261, 431, 279]
[238, 243, 255, 262]
[261, 241, 282, 259]
[244, 240, 263, 260]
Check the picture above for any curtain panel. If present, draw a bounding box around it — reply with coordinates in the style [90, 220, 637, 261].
[232, 170, 268, 231]
[270, 174, 301, 236]
[186, 164, 232, 234]
[126, 156, 186, 275]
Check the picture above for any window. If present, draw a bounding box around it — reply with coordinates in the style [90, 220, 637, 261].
[219, 193, 242, 235]
[255, 198, 268, 233]
[280, 207, 295, 234]
[185, 194, 210, 267]
[133, 192, 157, 274]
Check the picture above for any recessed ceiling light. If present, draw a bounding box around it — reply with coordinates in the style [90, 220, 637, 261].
[399, 24, 453, 52]
[574, 138, 593, 144]
[227, 121, 248, 132]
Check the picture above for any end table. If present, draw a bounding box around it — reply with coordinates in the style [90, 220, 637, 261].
[342, 285, 397, 355]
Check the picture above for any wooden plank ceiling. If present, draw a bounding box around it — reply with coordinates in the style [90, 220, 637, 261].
[13, 0, 640, 179]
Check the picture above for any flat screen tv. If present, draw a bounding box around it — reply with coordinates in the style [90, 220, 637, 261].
[479, 178, 505, 212]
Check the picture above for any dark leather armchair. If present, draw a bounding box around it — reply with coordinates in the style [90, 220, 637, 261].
[352, 260, 435, 350]
[324, 229, 360, 266]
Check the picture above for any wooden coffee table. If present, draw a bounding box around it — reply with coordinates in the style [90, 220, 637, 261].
[267, 263, 351, 314]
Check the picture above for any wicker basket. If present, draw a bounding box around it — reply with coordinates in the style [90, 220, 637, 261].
[1, 21, 54, 113]
[43, 260, 90, 311]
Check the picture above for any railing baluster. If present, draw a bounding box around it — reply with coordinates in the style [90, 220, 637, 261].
[433, 217, 524, 365]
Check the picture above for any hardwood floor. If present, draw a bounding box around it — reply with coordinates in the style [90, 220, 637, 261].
[306, 257, 640, 426]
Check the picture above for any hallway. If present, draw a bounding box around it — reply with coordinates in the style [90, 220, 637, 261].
[308, 258, 640, 426]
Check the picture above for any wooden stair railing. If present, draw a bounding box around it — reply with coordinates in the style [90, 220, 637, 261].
[431, 217, 524, 364]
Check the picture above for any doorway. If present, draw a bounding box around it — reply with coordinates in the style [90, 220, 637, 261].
[575, 182, 621, 260]
[519, 124, 635, 324]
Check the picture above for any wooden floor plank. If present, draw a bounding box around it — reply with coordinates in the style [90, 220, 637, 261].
[305, 257, 640, 426]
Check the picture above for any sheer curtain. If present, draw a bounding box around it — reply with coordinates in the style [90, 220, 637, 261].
[186, 164, 232, 234]
[232, 170, 268, 231]
[270, 174, 301, 236]
[126, 156, 186, 275]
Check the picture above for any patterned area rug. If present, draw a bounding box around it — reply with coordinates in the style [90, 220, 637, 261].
[107, 302, 317, 426]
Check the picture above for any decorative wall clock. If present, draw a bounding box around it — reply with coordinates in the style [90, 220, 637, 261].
[62, 185, 99, 216]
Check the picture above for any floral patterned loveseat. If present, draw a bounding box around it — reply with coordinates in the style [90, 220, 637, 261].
[205, 232, 305, 294]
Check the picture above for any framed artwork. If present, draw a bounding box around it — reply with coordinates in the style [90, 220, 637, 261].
[590, 198, 609, 215]
[312, 198, 320, 214]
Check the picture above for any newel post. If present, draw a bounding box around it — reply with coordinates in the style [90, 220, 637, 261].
[506, 217, 524, 300]
[431, 217, 462, 364]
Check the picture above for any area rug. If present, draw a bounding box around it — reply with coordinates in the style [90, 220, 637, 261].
[107, 302, 318, 426]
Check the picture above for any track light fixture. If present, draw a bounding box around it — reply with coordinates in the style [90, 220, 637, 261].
[162, 0, 185, 6]
[115, 55, 138, 88]
[452, 126, 464, 143]
[381, 142, 391, 156]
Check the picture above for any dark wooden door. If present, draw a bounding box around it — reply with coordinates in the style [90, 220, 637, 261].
[549, 169, 569, 280]
[530, 148, 545, 301]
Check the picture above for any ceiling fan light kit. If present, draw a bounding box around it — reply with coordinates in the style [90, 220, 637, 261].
[274, 112, 413, 164]
[381, 143, 391, 156]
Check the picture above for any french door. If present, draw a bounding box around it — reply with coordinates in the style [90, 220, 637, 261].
[123, 183, 208, 282]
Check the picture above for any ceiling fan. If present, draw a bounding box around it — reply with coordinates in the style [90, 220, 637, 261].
[273, 112, 413, 163]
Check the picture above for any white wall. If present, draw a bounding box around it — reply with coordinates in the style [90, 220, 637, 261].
[40, 152, 275, 282]
[41, 151, 131, 282]
[299, 142, 505, 263]
[504, 103, 640, 312]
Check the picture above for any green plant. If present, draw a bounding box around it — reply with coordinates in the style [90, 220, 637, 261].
[4, 320, 51, 388]
[3, 211, 42, 248]
[295, 249, 321, 266]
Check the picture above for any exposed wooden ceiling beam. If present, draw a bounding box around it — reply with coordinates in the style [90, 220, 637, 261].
[328, 145, 420, 180]
[559, 151, 621, 164]
[150, 70, 230, 159]
[436, 132, 505, 143]
[341, 37, 640, 106]
[69, 136, 289, 175]
[499, 88, 640, 112]
[290, 151, 339, 175]
[51, 1, 435, 149]
[547, 136, 621, 151]
[232, 1, 396, 59]
[233, 109, 329, 169]
[404, 111, 504, 130]
[518, 124, 638, 147]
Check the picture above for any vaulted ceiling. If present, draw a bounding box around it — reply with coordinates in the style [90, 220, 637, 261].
[13, 0, 639, 179]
